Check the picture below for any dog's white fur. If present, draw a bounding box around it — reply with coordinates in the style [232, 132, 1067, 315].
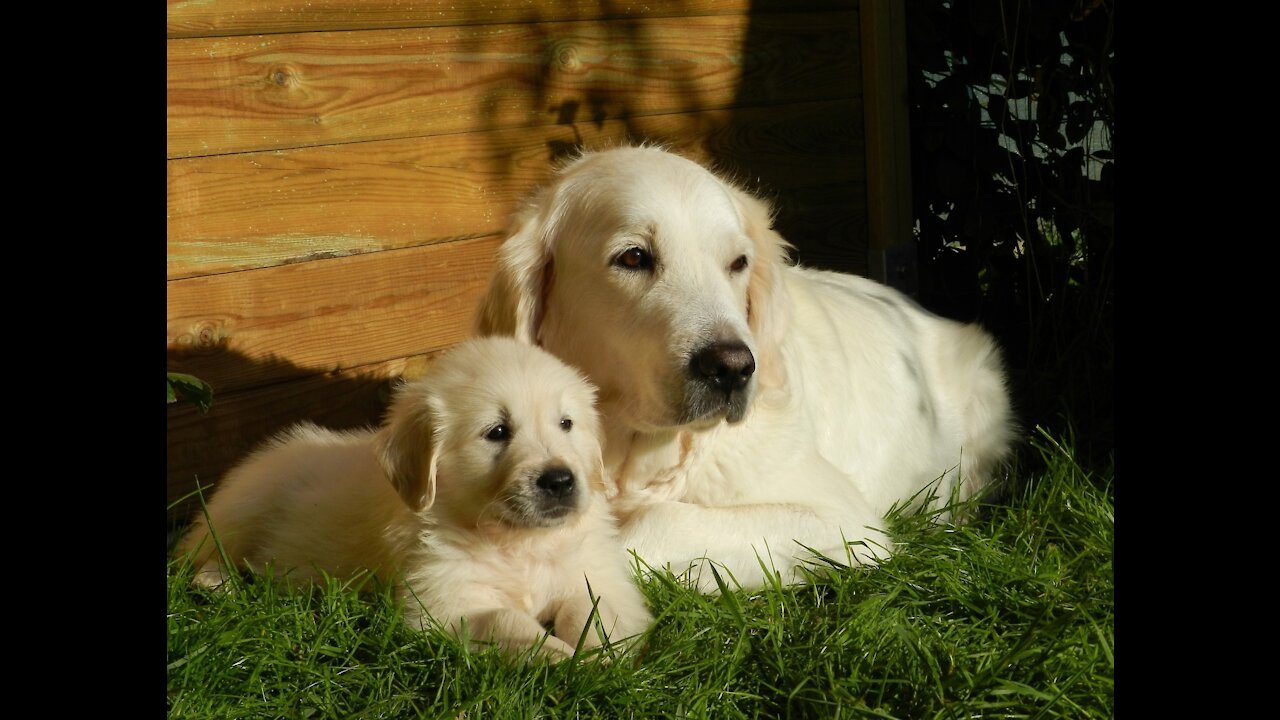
[475, 146, 1015, 592]
[175, 337, 653, 660]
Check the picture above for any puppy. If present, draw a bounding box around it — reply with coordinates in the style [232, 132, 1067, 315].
[174, 337, 653, 661]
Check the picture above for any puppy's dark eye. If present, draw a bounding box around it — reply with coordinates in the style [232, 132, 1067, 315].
[484, 424, 510, 442]
[613, 247, 654, 272]
[730, 255, 749, 274]
[560, 417, 573, 432]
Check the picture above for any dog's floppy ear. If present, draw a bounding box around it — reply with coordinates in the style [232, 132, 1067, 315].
[375, 382, 441, 511]
[727, 185, 793, 390]
[473, 190, 555, 345]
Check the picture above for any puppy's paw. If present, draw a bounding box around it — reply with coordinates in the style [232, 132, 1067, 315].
[560, 604, 653, 664]
[531, 634, 577, 663]
[190, 562, 236, 592]
[458, 608, 582, 663]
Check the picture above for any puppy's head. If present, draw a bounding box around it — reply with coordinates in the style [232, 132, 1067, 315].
[474, 145, 792, 434]
[376, 337, 606, 530]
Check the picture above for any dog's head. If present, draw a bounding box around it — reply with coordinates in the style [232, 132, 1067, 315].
[474, 146, 792, 434]
[375, 337, 606, 530]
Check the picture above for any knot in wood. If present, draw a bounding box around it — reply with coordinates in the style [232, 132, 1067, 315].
[555, 46, 582, 73]
[194, 322, 221, 350]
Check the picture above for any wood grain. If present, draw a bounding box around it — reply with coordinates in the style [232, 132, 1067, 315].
[167, 236, 499, 396]
[771, 183, 868, 275]
[167, 13, 859, 158]
[168, 99, 865, 279]
[166, 0, 858, 39]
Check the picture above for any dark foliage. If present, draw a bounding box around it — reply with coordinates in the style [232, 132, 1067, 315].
[906, 0, 1114, 470]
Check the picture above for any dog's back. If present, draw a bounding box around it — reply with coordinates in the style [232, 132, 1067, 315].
[175, 422, 416, 588]
[780, 267, 1014, 515]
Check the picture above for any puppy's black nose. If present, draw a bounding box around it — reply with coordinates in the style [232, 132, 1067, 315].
[535, 468, 576, 498]
[691, 341, 756, 393]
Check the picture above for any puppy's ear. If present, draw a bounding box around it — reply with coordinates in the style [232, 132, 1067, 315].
[473, 191, 555, 345]
[728, 186, 793, 390]
[375, 385, 440, 511]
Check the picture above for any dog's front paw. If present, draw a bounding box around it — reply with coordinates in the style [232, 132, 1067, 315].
[610, 469, 689, 525]
[611, 489, 693, 528]
[608, 491, 656, 526]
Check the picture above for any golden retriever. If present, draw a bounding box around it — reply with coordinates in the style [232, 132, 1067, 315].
[175, 337, 653, 661]
[475, 145, 1015, 591]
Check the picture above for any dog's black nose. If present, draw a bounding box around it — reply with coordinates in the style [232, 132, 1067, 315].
[691, 341, 756, 393]
[535, 468, 576, 498]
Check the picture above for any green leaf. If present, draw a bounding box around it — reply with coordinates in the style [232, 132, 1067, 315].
[167, 373, 214, 413]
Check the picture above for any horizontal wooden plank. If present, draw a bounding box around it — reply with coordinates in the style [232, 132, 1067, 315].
[167, 350, 446, 525]
[167, 236, 500, 396]
[166, 128, 546, 281]
[167, 13, 859, 158]
[168, 98, 865, 279]
[167, 0, 858, 39]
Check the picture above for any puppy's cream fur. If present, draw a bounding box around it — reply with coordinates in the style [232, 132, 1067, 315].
[475, 146, 1015, 592]
[175, 337, 652, 660]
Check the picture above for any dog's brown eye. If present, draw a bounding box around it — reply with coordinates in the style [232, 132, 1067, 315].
[560, 417, 573, 432]
[484, 424, 510, 442]
[730, 255, 749, 273]
[614, 247, 654, 271]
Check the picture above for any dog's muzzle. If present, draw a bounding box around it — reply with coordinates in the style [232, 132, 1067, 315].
[682, 341, 756, 424]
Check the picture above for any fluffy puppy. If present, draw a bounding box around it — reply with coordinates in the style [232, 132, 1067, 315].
[175, 337, 653, 661]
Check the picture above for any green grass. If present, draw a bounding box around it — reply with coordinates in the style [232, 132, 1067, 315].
[167, 428, 1113, 719]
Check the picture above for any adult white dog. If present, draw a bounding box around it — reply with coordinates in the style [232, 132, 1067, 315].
[475, 146, 1014, 591]
[176, 337, 652, 660]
